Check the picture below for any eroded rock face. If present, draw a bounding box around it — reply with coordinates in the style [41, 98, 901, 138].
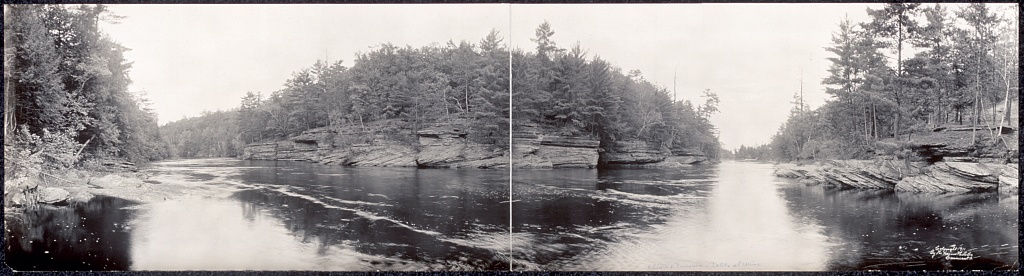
[240, 142, 279, 160]
[603, 140, 664, 164]
[416, 127, 508, 168]
[895, 162, 1002, 193]
[601, 140, 707, 168]
[241, 125, 508, 168]
[512, 126, 599, 168]
[320, 143, 417, 167]
[775, 159, 1014, 194]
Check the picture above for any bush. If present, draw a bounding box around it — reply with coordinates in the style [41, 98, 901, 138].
[7, 126, 83, 172]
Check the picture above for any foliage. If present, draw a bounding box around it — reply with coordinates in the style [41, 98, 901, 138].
[6, 126, 82, 172]
[218, 29, 513, 151]
[160, 111, 241, 158]
[4, 4, 167, 167]
[512, 22, 721, 160]
[770, 3, 1016, 161]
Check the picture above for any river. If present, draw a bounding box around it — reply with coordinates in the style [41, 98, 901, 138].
[5, 159, 1018, 271]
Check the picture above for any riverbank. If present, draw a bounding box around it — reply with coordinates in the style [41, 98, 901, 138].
[774, 159, 1018, 194]
[773, 127, 1019, 194]
[3, 160, 231, 215]
[240, 122, 712, 169]
[240, 122, 509, 169]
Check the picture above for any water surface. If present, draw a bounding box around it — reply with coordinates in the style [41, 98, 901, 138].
[511, 161, 1018, 270]
[5, 160, 1017, 271]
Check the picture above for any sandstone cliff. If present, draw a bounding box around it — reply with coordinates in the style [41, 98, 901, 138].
[240, 124, 508, 168]
[601, 140, 707, 168]
[511, 125, 600, 168]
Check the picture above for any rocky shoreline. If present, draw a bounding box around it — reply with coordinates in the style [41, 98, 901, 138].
[773, 127, 1020, 195]
[3, 168, 217, 213]
[774, 159, 1018, 195]
[240, 125, 510, 168]
[241, 123, 710, 169]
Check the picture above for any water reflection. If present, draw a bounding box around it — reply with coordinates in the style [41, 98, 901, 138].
[230, 161, 512, 270]
[779, 181, 1019, 270]
[5, 196, 136, 270]
[129, 198, 378, 270]
[512, 162, 1017, 271]
[6, 159, 1017, 271]
[511, 167, 722, 270]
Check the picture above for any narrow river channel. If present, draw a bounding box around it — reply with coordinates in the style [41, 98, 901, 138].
[5, 159, 1018, 271]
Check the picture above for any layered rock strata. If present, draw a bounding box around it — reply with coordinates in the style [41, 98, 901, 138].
[241, 125, 508, 168]
[774, 159, 1018, 194]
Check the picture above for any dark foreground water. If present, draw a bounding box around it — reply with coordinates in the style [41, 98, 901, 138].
[5, 160, 1018, 271]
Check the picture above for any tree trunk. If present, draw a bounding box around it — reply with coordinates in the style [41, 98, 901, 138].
[872, 103, 878, 139]
[895, 20, 903, 139]
[1003, 85, 1012, 122]
[864, 107, 871, 141]
[973, 87, 979, 144]
[443, 88, 450, 119]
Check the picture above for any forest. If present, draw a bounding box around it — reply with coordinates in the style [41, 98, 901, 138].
[4, 4, 720, 169]
[165, 30, 512, 158]
[4, 5, 168, 174]
[512, 22, 722, 160]
[161, 21, 721, 161]
[767, 3, 1017, 161]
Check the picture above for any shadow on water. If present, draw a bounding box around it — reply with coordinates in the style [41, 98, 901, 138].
[4, 196, 137, 271]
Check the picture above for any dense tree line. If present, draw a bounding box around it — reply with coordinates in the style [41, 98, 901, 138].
[4, 5, 168, 170]
[512, 21, 722, 160]
[160, 111, 241, 158]
[160, 30, 512, 157]
[770, 3, 1017, 161]
[724, 144, 772, 161]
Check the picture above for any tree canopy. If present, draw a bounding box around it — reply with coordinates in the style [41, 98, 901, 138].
[5, 4, 168, 169]
[769, 3, 1017, 161]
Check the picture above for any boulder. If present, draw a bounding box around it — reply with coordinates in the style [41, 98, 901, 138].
[37, 187, 70, 205]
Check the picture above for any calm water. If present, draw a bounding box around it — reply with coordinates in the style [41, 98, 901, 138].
[6, 159, 511, 270]
[5, 160, 1018, 271]
[511, 161, 1018, 270]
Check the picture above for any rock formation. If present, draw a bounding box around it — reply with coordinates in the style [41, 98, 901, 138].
[241, 124, 508, 168]
[775, 159, 1017, 194]
[601, 140, 707, 168]
[511, 126, 600, 168]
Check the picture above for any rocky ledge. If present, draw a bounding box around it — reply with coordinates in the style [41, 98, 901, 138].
[601, 140, 707, 168]
[774, 159, 1018, 194]
[240, 125, 508, 168]
[512, 127, 600, 169]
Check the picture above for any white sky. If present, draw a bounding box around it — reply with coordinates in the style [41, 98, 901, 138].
[100, 4, 511, 124]
[98, 3, 1014, 150]
[510, 3, 881, 150]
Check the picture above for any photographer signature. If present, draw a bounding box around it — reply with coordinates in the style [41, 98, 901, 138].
[928, 245, 977, 261]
